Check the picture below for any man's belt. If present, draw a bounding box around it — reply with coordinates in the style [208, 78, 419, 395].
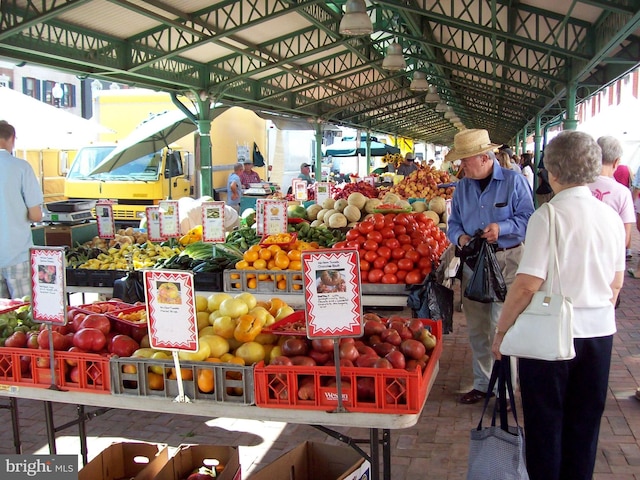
[493, 243, 522, 252]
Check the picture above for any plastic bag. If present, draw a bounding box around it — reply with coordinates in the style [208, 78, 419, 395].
[464, 239, 507, 303]
[112, 270, 145, 304]
[407, 273, 454, 333]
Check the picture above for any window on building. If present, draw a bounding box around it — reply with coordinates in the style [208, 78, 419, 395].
[22, 77, 40, 99]
[43, 80, 55, 105]
[61, 83, 76, 107]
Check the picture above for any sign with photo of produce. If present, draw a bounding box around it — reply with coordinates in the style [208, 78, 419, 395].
[145, 206, 163, 242]
[96, 201, 115, 239]
[144, 270, 197, 351]
[315, 182, 331, 206]
[261, 199, 288, 235]
[292, 179, 308, 201]
[158, 200, 180, 238]
[301, 248, 363, 338]
[30, 247, 66, 325]
[201, 201, 226, 243]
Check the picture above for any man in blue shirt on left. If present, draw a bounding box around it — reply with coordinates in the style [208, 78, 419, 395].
[446, 129, 534, 405]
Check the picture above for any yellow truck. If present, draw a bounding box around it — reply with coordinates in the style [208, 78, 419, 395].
[16, 148, 77, 202]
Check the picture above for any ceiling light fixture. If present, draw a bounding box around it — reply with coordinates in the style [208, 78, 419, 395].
[435, 101, 448, 113]
[339, 0, 373, 36]
[444, 106, 456, 119]
[449, 115, 461, 123]
[382, 42, 406, 71]
[409, 71, 429, 91]
[424, 85, 440, 103]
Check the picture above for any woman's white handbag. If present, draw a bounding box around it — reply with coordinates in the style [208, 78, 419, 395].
[499, 203, 576, 361]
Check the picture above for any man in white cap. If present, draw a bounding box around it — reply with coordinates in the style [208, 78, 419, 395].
[298, 162, 315, 184]
[396, 152, 418, 177]
[446, 129, 534, 405]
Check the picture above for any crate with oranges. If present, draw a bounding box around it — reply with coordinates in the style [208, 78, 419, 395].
[224, 239, 318, 293]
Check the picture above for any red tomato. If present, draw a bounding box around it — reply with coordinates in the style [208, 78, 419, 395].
[404, 249, 420, 263]
[381, 273, 398, 284]
[383, 263, 398, 275]
[363, 240, 378, 251]
[333, 241, 348, 249]
[378, 246, 392, 259]
[345, 229, 362, 241]
[397, 258, 414, 271]
[394, 213, 410, 226]
[366, 230, 383, 243]
[384, 213, 396, 226]
[393, 224, 407, 236]
[391, 247, 405, 260]
[396, 269, 408, 282]
[357, 221, 374, 235]
[368, 269, 384, 283]
[398, 234, 412, 245]
[380, 227, 395, 239]
[401, 243, 414, 251]
[371, 213, 385, 230]
[346, 240, 361, 249]
[364, 250, 378, 262]
[416, 243, 431, 257]
[421, 263, 433, 275]
[418, 257, 432, 269]
[373, 257, 387, 269]
[405, 270, 423, 285]
[384, 238, 400, 249]
[360, 260, 371, 272]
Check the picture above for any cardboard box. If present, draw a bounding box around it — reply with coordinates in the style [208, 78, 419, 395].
[78, 441, 168, 480]
[154, 445, 241, 480]
[248, 441, 370, 480]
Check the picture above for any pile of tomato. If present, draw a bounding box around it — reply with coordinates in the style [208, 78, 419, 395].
[333, 212, 449, 284]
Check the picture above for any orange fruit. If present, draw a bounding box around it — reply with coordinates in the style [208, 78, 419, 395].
[249, 244, 261, 252]
[267, 259, 276, 269]
[287, 249, 302, 261]
[147, 372, 164, 390]
[274, 252, 290, 269]
[277, 279, 287, 290]
[267, 244, 282, 254]
[247, 278, 257, 289]
[253, 259, 267, 270]
[292, 284, 302, 290]
[197, 369, 215, 393]
[259, 249, 272, 261]
[243, 250, 259, 263]
[235, 260, 250, 269]
[268, 298, 286, 316]
[288, 260, 302, 270]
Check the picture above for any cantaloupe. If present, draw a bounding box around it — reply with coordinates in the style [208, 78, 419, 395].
[328, 212, 348, 228]
[364, 198, 382, 214]
[322, 198, 335, 210]
[428, 196, 447, 215]
[343, 205, 361, 223]
[333, 199, 348, 213]
[306, 203, 323, 221]
[347, 192, 367, 210]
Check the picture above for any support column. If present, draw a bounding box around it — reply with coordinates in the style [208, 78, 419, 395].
[520, 126, 528, 154]
[534, 115, 542, 165]
[366, 132, 372, 175]
[197, 119, 212, 197]
[563, 81, 578, 130]
[515, 132, 521, 156]
[315, 122, 323, 181]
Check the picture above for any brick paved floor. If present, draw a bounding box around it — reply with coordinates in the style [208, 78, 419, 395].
[2, 234, 640, 479]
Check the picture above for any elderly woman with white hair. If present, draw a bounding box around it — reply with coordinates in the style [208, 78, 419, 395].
[492, 130, 625, 480]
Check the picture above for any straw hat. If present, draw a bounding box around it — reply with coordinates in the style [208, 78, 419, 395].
[445, 129, 501, 162]
[405, 152, 415, 161]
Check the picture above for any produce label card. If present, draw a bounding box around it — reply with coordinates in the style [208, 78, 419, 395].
[315, 182, 331, 206]
[144, 270, 198, 351]
[263, 199, 288, 234]
[364, 176, 375, 187]
[202, 201, 226, 243]
[301, 248, 363, 338]
[255, 199, 265, 235]
[30, 247, 66, 324]
[146, 207, 164, 242]
[292, 179, 308, 201]
[159, 200, 180, 238]
[96, 202, 115, 239]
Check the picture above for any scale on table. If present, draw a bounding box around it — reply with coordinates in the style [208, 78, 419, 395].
[42, 200, 96, 224]
[244, 182, 276, 195]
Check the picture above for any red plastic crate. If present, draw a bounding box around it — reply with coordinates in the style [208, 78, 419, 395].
[106, 305, 148, 343]
[75, 301, 133, 316]
[254, 319, 442, 414]
[0, 347, 111, 393]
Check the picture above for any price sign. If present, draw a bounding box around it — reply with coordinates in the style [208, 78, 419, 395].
[146, 206, 163, 242]
[363, 176, 376, 187]
[292, 179, 308, 201]
[202, 201, 226, 243]
[159, 200, 180, 238]
[255, 199, 265, 235]
[96, 202, 115, 239]
[144, 270, 198, 351]
[315, 183, 331, 206]
[301, 248, 363, 338]
[263, 199, 288, 234]
[30, 247, 66, 325]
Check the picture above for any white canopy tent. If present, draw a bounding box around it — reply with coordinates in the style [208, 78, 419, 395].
[0, 86, 110, 149]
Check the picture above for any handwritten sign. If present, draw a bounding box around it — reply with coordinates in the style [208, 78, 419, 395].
[255, 199, 265, 235]
[202, 201, 226, 243]
[159, 200, 180, 238]
[30, 247, 66, 324]
[146, 206, 163, 242]
[292, 179, 308, 201]
[96, 202, 115, 239]
[144, 270, 198, 351]
[262, 199, 288, 235]
[315, 182, 331, 207]
[301, 248, 363, 338]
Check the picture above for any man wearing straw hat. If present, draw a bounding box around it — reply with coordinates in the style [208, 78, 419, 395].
[446, 129, 534, 405]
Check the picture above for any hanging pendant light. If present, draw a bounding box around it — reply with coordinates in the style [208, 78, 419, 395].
[444, 106, 456, 119]
[339, 0, 373, 36]
[382, 42, 406, 71]
[424, 85, 440, 103]
[409, 71, 429, 92]
[449, 115, 461, 123]
[435, 101, 448, 113]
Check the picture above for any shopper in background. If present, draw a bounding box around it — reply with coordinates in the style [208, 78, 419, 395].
[492, 130, 625, 480]
[239, 160, 262, 188]
[0, 120, 43, 299]
[446, 129, 534, 405]
[627, 165, 640, 278]
[613, 162, 633, 189]
[297, 162, 315, 184]
[589, 136, 635, 260]
[520, 152, 535, 192]
[227, 163, 243, 213]
[535, 152, 554, 205]
[396, 152, 418, 177]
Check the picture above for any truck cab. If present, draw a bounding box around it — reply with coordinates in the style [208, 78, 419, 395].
[64, 145, 193, 226]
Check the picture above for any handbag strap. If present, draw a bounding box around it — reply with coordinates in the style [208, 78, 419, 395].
[475, 359, 521, 432]
[544, 202, 564, 298]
